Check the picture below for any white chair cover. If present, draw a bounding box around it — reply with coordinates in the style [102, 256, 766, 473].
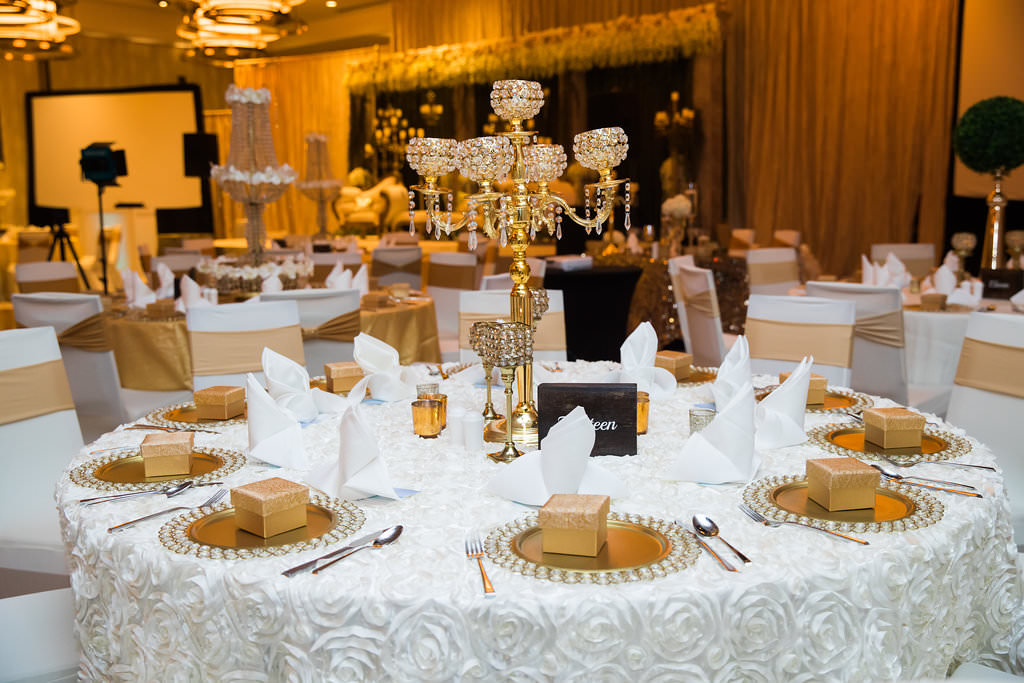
[747, 247, 801, 296]
[746, 294, 856, 387]
[458, 289, 567, 362]
[728, 228, 756, 257]
[480, 273, 514, 290]
[946, 312, 1024, 542]
[15, 261, 79, 293]
[526, 257, 547, 281]
[667, 256, 696, 352]
[870, 243, 935, 278]
[0, 327, 83, 574]
[426, 252, 478, 362]
[805, 281, 909, 404]
[311, 251, 362, 284]
[0, 588, 79, 681]
[675, 264, 730, 367]
[371, 246, 422, 288]
[261, 288, 361, 373]
[186, 300, 303, 390]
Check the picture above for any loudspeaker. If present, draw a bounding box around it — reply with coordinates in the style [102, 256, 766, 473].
[183, 133, 219, 178]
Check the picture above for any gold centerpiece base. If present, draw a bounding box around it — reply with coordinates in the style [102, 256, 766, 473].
[488, 440, 522, 464]
[484, 418, 539, 448]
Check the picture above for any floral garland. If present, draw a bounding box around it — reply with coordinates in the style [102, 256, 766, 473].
[345, 4, 721, 94]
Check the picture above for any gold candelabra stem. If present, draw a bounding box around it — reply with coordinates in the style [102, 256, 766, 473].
[482, 361, 501, 421]
[489, 366, 521, 463]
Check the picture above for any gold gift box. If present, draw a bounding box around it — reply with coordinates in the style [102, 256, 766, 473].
[538, 493, 609, 557]
[863, 407, 925, 449]
[806, 456, 879, 511]
[920, 292, 947, 312]
[231, 477, 309, 538]
[140, 431, 193, 477]
[361, 293, 391, 310]
[324, 362, 364, 394]
[655, 350, 693, 380]
[146, 299, 177, 318]
[194, 385, 245, 420]
[389, 282, 410, 299]
[780, 371, 827, 405]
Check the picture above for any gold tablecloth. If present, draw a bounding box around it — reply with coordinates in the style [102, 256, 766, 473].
[361, 298, 441, 365]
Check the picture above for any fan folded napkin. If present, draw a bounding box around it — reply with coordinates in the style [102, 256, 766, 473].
[1010, 288, 1024, 313]
[884, 252, 912, 288]
[609, 321, 676, 399]
[947, 279, 984, 308]
[666, 380, 760, 484]
[305, 404, 399, 500]
[325, 261, 353, 290]
[352, 264, 370, 295]
[943, 250, 960, 272]
[711, 335, 751, 409]
[155, 262, 176, 299]
[175, 274, 213, 313]
[245, 373, 308, 468]
[487, 406, 626, 505]
[923, 264, 957, 295]
[353, 332, 415, 401]
[754, 356, 812, 450]
[123, 270, 157, 309]
[262, 348, 354, 421]
[861, 254, 910, 288]
[262, 275, 283, 293]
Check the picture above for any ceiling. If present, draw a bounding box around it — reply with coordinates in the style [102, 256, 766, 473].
[70, 0, 393, 56]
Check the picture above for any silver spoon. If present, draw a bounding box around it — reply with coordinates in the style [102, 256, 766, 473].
[693, 514, 752, 564]
[79, 481, 195, 505]
[312, 525, 404, 574]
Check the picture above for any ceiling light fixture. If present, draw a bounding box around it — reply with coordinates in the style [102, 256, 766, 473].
[0, 0, 79, 60]
[201, 0, 304, 23]
[177, 2, 307, 64]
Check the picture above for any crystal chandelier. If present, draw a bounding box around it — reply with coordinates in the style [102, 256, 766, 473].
[0, 1, 79, 61]
[406, 79, 631, 450]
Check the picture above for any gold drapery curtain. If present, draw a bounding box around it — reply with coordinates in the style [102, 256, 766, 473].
[204, 109, 239, 238]
[726, 0, 958, 276]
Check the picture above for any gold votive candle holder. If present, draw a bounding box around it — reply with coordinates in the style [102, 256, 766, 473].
[422, 393, 447, 428]
[636, 391, 650, 435]
[689, 408, 715, 434]
[412, 399, 442, 439]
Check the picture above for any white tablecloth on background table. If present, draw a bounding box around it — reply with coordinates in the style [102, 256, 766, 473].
[56, 362, 1022, 680]
[904, 299, 1015, 386]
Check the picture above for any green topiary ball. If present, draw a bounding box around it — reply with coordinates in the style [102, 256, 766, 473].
[954, 96, 1024, 175]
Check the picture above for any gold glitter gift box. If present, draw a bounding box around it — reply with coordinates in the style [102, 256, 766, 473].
[141, 432, 193, 477]
[539, 494, 610, 557]
[863, 407, 926, 449]
[231, 477, 309, 538]
[324, 361, 364, 394]
[194, 385, 245, 420]
[655, 350, 693, 381]
[806, 457, 879, 511]
[779, 371, 827, 405]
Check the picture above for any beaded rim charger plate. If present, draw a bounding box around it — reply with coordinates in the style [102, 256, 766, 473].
[754, 387, 873, 414]
[743, 474, 944, 533]
[808, 423, 972, 464]
[69, 446, 245, 492]
[679, 366, 717, 386]
[146, 402, 247, 431]
[159, 493, 365, 559]
[484, 512, 700, 584]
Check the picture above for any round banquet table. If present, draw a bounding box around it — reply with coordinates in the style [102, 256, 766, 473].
[56, 362, 1020, 680]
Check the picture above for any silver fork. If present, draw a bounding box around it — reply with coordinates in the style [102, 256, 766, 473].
[108, 488, 227, 533]
[465, 534, 495, 597]
[868, 463, 982, 497]
[875, 451, 996, 473]
[739, 504, 870, 545]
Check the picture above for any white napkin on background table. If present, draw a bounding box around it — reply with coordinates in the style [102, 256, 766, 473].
[262, 348, 352, 421]
[487, 406, 626, 506]
[884, 252, 912, 288]
[305, 404, 399, 500]
[1010, 288, 1024, 312]
[176, 274, 213, 313]
[666, 381, 760, 484]
[353, 332, 415, 401]
[943, 250, 960, 272]
[245, 373, 308, 468]
[711, 335, 750, 409]
[326, 261, 353, 290]
[947, 279, 984, 308]
[754, 356, 812, 450]
[352, 264, 370, 295]
[612, 321, 676, 399]
[923, 264, 957, 295]
[155, 262, 176, 299]
[262, 275, 283, 293]
[124, 270, 156, 309]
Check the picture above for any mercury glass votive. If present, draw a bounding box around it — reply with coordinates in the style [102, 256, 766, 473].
[422, 393, 447, 428]
[490, 80, 545, 122]
[412, 399, 443, 439]
[636, 391, 650, 435]
[455, 136, 513, 184]
[406, 137, 457, 178]
[689, 408, 715, 434]
[573, 127, 629, 171]
[524, 144, 568, 183]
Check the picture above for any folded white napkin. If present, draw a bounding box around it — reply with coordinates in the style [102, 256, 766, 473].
[666, 380, 760, 484]
[626, 232, 642, 255]
[943, 250, 960, 272]
[262, 348, 353, 422]
[755, 356, 811, 450]
[305, 404, 399, 500]
[611, 321, 676, 399]
[884, 252, 912, 288]
[155, 262, 176, 299]
[175, 274, 213, 313]
[711, 335, 751, 409]
[861, 254, 883, 286]
[352, 264, 369, 295]
[947, 279, 984, 308]
[353, 332, 415, 401]
[487, 406, 627, 505]
[1010, 288, 1024, 312]
[262, 275, 283, 293]
[125, 271, 156, 309]
[245, 373, 308, 468]
[924, 264, 957, 295]
[325, 261, 353, 290]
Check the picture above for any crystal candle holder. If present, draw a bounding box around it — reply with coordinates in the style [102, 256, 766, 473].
[530, 288, 549, 329]
[1005, 230, 1024, 269]
[689, 408, 715, 434]
[573, 127, 629, 171]
[524, 144, 568, 183]
[406, 137, 457, 178]
[490, 80, 545, 121]
[456, 136, 513, 184]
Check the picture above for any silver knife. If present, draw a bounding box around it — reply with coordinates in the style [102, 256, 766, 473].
[282, 528, 387, 577]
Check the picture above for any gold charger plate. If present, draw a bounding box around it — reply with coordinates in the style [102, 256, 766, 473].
[69, 446, 246, 492]
[94, 451, 223, 484]
[754, 387, 873, 413]
[160, 493, 365, 560]
[146, 402, 247, 431]
[484, 512, 701, 584]
[679, 366, 717, 386]
[808, 423, 972, 464]
[904, 304, 974, 313]
[742, 474, 944, 533]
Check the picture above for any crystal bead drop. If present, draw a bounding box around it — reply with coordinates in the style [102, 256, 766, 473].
[556, 223, 562, 239]
[499, 224, 508, 247]
[529, 224, 536, 240]
[408, 216, 416, 235]
[468, 229, 478, 250]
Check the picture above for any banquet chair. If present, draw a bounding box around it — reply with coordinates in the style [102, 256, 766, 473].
[481, 273, 514, 290]
[379, 232, 420, 247]
[673, 264, 735, 367]
[746, 247, 801, 296]
[187, 300, 304, 390]
[746, 294, 856, 387]
[16, 230, 53, 263]
[526, 257, 546, 286]
[0, 588, 79, 681]
[163, 247, 204, 257]
[457, 232, 492, 284]
[0, 327, 83, 575]
[151, 253, 200, 284]
[426, 252, 478, 362]
[946, 312, 1024, 544]
[371, 246, 422, 289]
[667, 255, 697, 349]
[771, 230, 801, 247]
[181, 238, 216, 256]
[870, 243, 935, 278]
[728, 228, 756, 257]
[15, 262, 80, 294]
[261, 289, 361, 372]
[458, 289, 567, 362]
[11, 293, 189, 441]
[310, 251, 362, 285]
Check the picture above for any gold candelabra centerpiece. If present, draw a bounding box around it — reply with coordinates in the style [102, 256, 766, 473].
[471, 321, 534, 463]
[406, 79, 631, 451]
[951, 232, 977, 283]
[374, 105, 420, 179]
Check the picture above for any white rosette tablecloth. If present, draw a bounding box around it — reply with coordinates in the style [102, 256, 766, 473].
[56, 362, 1021, 681]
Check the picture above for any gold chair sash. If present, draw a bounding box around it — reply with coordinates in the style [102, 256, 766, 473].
[0, 359, 75, 426]
[747, 260, 800, 285]
[55, 313, 112, 352]
[301, 309, 360, 343]
[108, 318, 192, 391]
[458, 311, 567, 352]
[853, 310, 905, 348]
[18, 278, 80, 294]
[746, 317, 854, 368]
[373, 260, 421, 276]
[729, 235, 753, 250]
[954, 338, 1024, 398]
[672, 272, 720, 317]
[190, 324, 305, 377]
[428, 263, 477, 290]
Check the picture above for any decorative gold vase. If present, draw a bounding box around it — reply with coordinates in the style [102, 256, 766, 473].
[981, 172, 1007, 271]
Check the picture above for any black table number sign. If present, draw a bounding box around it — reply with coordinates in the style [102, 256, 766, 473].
[537, 383, 638, 457]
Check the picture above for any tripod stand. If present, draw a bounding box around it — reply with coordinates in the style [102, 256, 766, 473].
[93, 184, 111, 295]
[46, 223, 91, 290]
